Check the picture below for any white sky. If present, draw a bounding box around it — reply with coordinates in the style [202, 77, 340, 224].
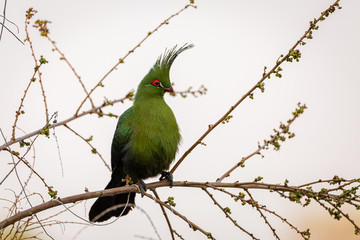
[1, 0, 360, 239]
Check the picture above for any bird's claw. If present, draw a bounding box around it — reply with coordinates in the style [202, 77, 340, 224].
[137, 179, 147, 197]
[159, 171, 173, 188]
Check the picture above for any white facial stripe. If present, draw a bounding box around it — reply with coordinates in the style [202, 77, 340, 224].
[145, 82, 163, 88]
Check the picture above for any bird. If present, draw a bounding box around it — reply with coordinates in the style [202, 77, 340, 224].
[89, 44, 194, 222]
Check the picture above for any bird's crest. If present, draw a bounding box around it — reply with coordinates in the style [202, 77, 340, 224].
[153, 43, 194, 73]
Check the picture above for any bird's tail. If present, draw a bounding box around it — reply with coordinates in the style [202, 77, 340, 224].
[89, 174, 135, 222]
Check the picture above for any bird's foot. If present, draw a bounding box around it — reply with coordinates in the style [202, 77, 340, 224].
[137, 179, 147, 197]
[159, 171, 173, 188]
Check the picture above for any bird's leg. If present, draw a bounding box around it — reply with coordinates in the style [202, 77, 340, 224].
[137, 179, 147, 197]
[159, 171, 173, 188]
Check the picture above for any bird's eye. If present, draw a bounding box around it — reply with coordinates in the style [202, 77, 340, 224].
[152, 80, 161, 87]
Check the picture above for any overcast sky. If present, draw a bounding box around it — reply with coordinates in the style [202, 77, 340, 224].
[1, 0, 360, 239]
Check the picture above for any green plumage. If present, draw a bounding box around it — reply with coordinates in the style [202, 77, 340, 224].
[89, 44, 193, 222]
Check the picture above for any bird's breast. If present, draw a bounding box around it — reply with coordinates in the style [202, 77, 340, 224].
[124, 101, 180, 180]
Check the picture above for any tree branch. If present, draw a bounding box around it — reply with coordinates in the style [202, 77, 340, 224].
[2, 178, 358, 231]
[0, 93, 132, 151]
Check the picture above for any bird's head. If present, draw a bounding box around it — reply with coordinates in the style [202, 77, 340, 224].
[135, 44, 194, 100]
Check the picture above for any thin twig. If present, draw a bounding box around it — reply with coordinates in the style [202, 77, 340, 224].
[7, 129, 37, 226]
[46, 36, 95, 109]
[151, 189, 175, 240]
[1, 113, 58, 187]
[0, 0, 7, 41]
[321, 199, 360, 234]
[1, 149, 50, 191]
[24, 221, 89, 232]
[216, 148, 260, 182]
[135, 206, 162, 240]
[172, 85, 207, 98]
[17, 215, 33, 239]
[39, 202, 81, 223]
[64, 124, 111, 172]
[332, 202, 359, 234]
[144, 192, 215, 240]
[24, 15, 49, 125]
[207, 185, 309, 239]
[0, 129, 55, 240]
[11, 63, 43, 140]
[202, 187, 259, 240]
[217, 103, 306, 182]
[0, 15, 24, 44]
[173, 230, 185, 240]
[244, 189, 280, 240]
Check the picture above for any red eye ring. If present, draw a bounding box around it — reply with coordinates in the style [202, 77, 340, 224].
[152, 80, 161, 87]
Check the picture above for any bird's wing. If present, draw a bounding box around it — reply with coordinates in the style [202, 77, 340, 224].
[111, 107, 133, 172]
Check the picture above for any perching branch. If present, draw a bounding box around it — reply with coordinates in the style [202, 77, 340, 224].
[2, 178, 359, 232]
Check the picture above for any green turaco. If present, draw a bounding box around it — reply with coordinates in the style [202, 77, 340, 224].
[89, 44, 194, 222]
